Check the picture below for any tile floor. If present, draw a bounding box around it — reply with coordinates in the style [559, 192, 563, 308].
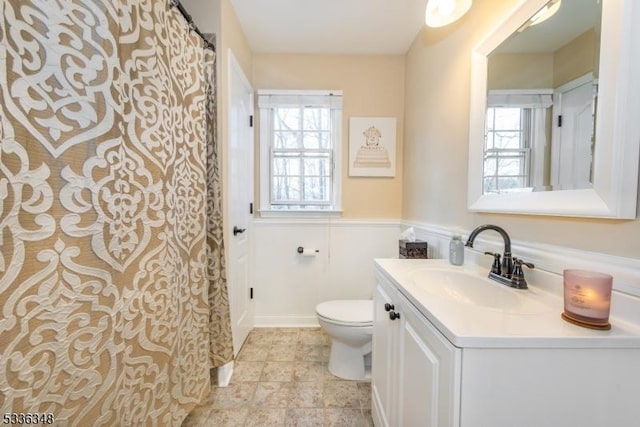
[182, 327, 374, 427]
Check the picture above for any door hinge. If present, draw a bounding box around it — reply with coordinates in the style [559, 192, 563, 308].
[250, 287, 254, 299]
[249, 202, 253, 214]
[249, 115, 254, 127]
[557, 115, 562, 127]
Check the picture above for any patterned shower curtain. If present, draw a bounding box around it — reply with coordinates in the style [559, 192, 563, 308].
[204, 37, 234, 370]
[0, 0, 232, 425]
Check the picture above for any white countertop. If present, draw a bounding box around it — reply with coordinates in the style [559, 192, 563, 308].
[375, 258, 640, 348]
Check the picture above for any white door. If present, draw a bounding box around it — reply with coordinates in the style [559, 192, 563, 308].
[227, 49, 254, 355]
[552, 75, 596, 190]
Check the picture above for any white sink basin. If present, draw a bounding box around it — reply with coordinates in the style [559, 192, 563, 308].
[408, 267, 552, 314]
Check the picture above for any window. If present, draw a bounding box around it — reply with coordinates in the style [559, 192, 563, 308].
[484, 90, 552, 194]
[258, 90, 342, 214]
[484, 107, 532, 194]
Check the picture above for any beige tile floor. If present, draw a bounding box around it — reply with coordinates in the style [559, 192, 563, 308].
[182, 328, 374, 427]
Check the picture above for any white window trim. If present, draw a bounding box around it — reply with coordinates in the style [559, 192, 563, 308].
[258, 89, 343, 217]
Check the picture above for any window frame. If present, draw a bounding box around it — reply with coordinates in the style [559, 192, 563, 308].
[483, 107, 532, 194]
[483, 89, 553, 194]
[258, 90, 343, 217]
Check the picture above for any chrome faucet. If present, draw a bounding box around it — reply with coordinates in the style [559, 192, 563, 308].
[464, 224, 533, 289]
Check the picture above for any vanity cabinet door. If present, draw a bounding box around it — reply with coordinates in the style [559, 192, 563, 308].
[372, 279, 399, 427]
[373, 271, 462, 427]
[396, 292, 461, 427]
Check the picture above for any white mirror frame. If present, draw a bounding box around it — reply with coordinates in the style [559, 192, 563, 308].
[468, 0, 640, 218]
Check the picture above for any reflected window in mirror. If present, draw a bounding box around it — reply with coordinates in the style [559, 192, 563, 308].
[484, 91, 553, 194]
[484, 107, 531, 194]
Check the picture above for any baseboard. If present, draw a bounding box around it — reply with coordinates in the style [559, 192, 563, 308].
[254, 315, 320, 327]
[372, 389, 387, 427]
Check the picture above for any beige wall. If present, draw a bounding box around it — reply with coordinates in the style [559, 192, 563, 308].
[486, 29, 597, 91]
[488, 53, 553, 90]
[553, 29, 597, 88]
[253, 54, 405, 219]
[220, 0, 252, 79]
[181, 0, 220, 34]
[402, 0, 640, 258]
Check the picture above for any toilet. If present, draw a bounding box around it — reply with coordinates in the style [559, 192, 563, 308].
[316, 299, 373, 381]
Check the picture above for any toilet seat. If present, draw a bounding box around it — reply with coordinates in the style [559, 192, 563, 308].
[316, 300, 373, 327]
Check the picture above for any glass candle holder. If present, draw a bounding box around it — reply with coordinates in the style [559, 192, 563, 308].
[562, 269, 613, 329]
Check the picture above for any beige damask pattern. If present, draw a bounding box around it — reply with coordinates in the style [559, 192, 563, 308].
[0, 0, 229, 425]
[204, 36, 234, 369]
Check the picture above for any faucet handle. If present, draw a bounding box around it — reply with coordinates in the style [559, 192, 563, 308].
[511, 258, 534, 289]
[513, 257, 534, 269]
[484, 252, 502, 274]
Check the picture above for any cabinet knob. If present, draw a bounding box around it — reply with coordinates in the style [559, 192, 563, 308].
[384, 303, 395, 312]
[389, 311, 400, 321]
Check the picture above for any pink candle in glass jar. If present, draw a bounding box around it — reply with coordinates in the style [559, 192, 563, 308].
[563, 269, 613, 326]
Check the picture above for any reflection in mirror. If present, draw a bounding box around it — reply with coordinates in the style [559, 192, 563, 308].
[483, 0, 602, 194]
[468, 0, 639, 218]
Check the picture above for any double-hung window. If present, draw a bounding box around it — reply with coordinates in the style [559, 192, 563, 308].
[258, 90, 342, 214]
[484, 107, 532, 193]
[484, 90, 552, 194]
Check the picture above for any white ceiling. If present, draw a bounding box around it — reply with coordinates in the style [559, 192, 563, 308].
[229, 0, 428, 55]
[493, 0, 600, 54]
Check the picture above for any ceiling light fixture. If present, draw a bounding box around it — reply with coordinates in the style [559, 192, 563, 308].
[425, 0, 472, 28]
[518, 0, 562, 32]
[530, 0, 562, 26]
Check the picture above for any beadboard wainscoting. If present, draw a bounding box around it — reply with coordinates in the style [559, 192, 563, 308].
[252, 219, 402, 326]
[403, 221, 640, 323]
[251, 219, 640, 327]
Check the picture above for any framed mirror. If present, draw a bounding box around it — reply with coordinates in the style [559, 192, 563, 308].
[468, 0, 640, 218]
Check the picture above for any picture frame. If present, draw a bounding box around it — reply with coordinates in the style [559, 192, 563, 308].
[348, 117, 397, 177]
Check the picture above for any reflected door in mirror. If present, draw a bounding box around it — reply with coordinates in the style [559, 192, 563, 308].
[551, 74, 596, 190]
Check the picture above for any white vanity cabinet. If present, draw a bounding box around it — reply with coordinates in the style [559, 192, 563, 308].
[372, 260, 640, 427]
[372, 272, 461, 427]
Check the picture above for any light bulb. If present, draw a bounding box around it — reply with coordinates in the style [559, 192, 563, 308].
[439, 0, 456, 17]
[425, 0, 472, 28]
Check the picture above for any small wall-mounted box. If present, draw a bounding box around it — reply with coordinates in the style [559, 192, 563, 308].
[399, 240, 428, 259]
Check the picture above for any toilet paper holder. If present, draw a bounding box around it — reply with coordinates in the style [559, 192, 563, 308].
[297, 246, 319, 254]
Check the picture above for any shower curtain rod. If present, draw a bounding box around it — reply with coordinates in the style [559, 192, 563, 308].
[170, 0, 215, 51]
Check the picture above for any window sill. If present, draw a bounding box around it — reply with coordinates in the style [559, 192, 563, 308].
[258, 209, 343, 219]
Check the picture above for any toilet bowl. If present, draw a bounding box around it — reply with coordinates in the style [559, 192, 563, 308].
[316, 299, 373, 381]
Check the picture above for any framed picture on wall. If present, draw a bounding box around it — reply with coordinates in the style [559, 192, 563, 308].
[348, 117, 397, 177]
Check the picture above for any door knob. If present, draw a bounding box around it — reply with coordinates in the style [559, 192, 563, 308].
[384, 303, 395, 312]
[233, 226, 246, 236]
[389, 311, 400, 321]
